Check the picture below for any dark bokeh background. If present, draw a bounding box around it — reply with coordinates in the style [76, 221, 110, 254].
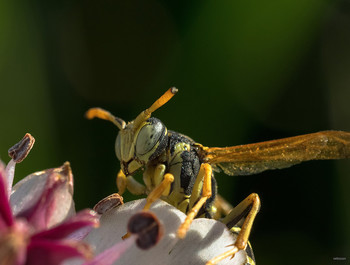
[1, 1, 350, 264]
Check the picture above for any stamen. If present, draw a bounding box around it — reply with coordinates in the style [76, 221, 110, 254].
[127, 211, 163, 250]
[8, 133, 35, 163]
[93, 193, 124, 215]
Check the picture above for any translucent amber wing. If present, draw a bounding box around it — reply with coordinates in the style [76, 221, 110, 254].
[202, 131, 350, 176]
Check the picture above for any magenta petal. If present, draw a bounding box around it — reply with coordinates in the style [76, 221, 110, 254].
[0, 162, 14, 228]
[26, 239, 92, 265]
[0, 220, 28, 265]
[32, 210, 99, 241]
[83, 237, 134, 265]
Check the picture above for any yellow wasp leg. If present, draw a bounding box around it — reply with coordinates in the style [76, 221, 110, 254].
[116, 169, 146, 196]
[207, 193, 260, 265]
[116, 170, 127, 195]
[212, 194, 234, 220]
[188, 164, 205, 211]
[143, 173, 174, 210]
[177, 163, 212, 239]
[126, 176, 147, 195]
[122, 170, 174, 240]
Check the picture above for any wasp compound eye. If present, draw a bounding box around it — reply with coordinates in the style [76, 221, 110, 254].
[127, 211, 163, 250]
[135, 118, 166, 157]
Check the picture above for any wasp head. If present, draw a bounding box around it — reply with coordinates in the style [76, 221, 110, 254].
[114, 117, 168, 175]
[86, 87, 177, 176]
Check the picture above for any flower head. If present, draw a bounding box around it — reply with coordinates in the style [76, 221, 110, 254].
[0, 134, 99, 265]
[1, 134, 248, 265]
[84, 198, 248, 265]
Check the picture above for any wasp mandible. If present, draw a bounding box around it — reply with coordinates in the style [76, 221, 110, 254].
[86, 88, 350, 265]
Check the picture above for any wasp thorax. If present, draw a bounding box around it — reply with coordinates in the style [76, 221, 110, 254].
[115, 117, 168, 175]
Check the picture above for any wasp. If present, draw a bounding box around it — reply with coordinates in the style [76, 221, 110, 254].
[86, 88, 350, 265]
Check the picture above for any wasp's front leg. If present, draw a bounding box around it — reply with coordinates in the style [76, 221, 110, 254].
[116, 169, 146, 195]
[143, 164, 174, 210]
[177, 163, 212, 238]
[207, 193, 260, 265]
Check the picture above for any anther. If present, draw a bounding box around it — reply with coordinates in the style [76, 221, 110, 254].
[8, 133, 35, 163]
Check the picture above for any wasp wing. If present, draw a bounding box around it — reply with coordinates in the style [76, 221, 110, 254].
[202, 131, 350, 176]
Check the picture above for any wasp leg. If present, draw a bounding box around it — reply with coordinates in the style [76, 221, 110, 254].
[116, 169, 127, 195]
[122, 170, 174, 240]
[116, 169, 147, 196]
[212, 194, 234, 220]
[177, 163, 212, 239]
[143, 172, 174, 210]
[207, 193, 260, 265]
[126, 176, 147, 195]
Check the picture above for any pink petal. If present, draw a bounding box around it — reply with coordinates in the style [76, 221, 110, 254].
[32, 210, 99, 241]
[17, 163, 74, 230]
[10, 169, 48, 216]
[26, 239, 93, 265]
[0, 220, 29, 265]
[0, 162, 14, 228]
[11, 168, 75, 228]
[67, 226, 95, 241]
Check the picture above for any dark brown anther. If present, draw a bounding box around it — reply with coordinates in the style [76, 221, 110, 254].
[127, 211, 163, 250]
[93, 193, 124, 214]
[8, 133, 35, 163]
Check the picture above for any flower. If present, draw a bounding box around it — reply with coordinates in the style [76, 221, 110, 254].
[2, 134, 248, 265]
[83, 198, 248, 265]
[1, 134, 163, 265]
[0, 134, 99, 265]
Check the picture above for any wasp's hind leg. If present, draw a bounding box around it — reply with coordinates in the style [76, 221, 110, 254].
[177, 163, 213, 238]
[207, 193, 260, 265]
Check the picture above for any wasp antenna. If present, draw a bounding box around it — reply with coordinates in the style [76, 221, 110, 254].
[85, 107, 126, 130]
[148, 87, 178, 113]
[133, 87, 178, 130]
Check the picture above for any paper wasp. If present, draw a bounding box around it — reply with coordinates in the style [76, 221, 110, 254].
[86, 88, 350, 265]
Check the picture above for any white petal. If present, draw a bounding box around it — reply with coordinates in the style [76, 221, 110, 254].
[5, 159, 16, 196]
[85, 199, 247, 265]
[10, 170, 47, 215]
[10, 169, 75, 226]
[47, 184, 75, 228]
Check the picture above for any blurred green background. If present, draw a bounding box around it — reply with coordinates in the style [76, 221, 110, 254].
[1, 0, 350, 264]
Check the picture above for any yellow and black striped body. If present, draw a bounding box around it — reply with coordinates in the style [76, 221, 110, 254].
[149, 130, 218, 218]
[87, 88, 350, 265]
[142, 128, 255, 264]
